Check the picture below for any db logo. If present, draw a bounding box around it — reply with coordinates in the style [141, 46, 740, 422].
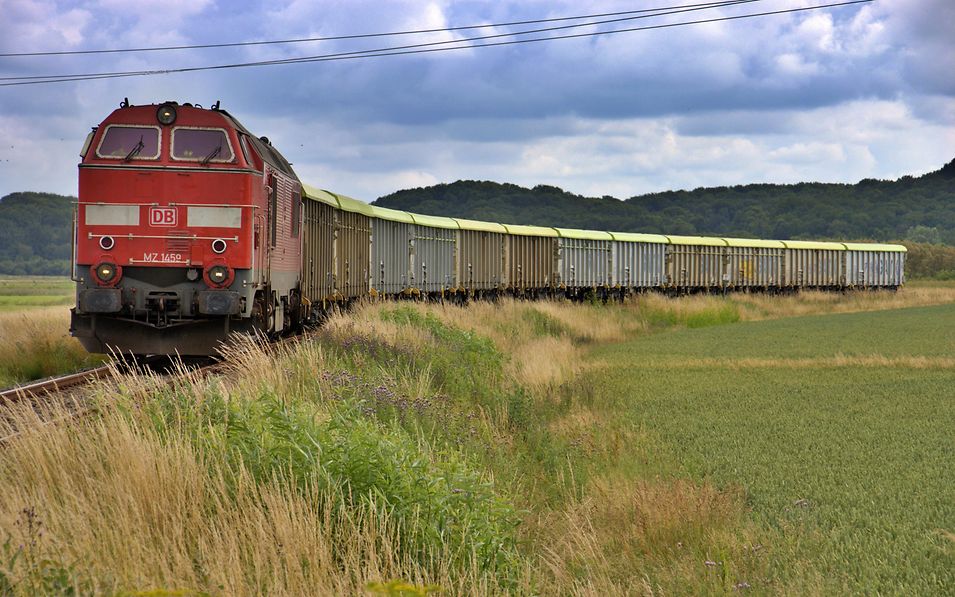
[150, 206, 177, 227]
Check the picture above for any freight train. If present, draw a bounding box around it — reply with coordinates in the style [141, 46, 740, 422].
[70, 101, 907, 356]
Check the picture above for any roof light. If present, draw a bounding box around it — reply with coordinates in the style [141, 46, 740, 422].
[157, 103, 177, 125]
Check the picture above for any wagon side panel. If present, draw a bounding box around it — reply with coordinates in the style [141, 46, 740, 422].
[301, 199, 335, 301]
[372, 218, 412, 295]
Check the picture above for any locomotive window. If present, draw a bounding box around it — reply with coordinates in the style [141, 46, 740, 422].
[171, 127, 235, 163]
[95, 125, 161, 160]
[240, 136, 262, 171]
[79, 130, 94, 159]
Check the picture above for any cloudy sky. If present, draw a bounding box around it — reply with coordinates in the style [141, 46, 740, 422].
[0, 0, 952, 201]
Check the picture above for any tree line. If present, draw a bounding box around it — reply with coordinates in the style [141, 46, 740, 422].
[1, 158, 953, 277]
[0, 192, 73, 275]
[375, 159, 955, 248]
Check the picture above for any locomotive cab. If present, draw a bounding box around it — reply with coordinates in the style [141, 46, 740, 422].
[71, 101, 302, 356]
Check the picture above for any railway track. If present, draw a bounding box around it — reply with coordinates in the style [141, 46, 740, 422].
[0, 334, 300, 445]
[0, 329, 313, 449]
[0, 364, 115, 407]
[0, 353, 229, 405]
[0, 356, 221, 445]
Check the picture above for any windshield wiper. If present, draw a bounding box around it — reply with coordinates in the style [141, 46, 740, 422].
[123, 136, 145, 162]
[200, 144, 222, 165]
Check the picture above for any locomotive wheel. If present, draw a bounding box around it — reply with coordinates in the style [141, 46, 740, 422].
[251, 291, 275, 334]
[287, 289, 302, 333]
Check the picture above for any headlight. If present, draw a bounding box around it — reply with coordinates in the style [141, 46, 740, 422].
[211, 238, 227, 254]
[157, 103, 177, 125]
[207, 265, 230, 287]
[94, 262, 117, 283]
[99, 235, 115, 251]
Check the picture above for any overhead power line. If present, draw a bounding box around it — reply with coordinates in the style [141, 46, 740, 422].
[0, 0, 872, 88]
[0, 0, 759, 58]
[0, 0, 762, 84]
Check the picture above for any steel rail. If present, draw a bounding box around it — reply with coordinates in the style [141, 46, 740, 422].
[0, 334, 305, 446]
[0, 365, 115, 406]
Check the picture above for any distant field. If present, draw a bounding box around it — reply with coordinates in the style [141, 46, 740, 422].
[0, 276, 73, 311]
[587, 304, 955, 593]
[906, 278, 955, 288]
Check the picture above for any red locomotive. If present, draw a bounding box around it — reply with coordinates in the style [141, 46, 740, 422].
[72, 100, 303, 355]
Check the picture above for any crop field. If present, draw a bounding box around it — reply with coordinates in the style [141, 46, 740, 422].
[0, 276, 74, 311]
[584, 304, 955, 593]
[0, 286, 952, 594]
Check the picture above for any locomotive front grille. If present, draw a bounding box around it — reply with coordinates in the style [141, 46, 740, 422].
[166, 231, 192, 253]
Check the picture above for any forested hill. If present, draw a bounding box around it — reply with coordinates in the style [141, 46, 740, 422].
[374, 159, 955, 244]
[0, 192, 74, 275]
[1, 160, 954, 276]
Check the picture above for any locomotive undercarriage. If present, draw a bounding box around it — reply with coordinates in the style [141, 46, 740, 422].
[71, 266, 263, 356]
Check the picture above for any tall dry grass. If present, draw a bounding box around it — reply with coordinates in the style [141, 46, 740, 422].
[0, 402, 501, 596]
[323, 299, 655, 397]
[1, 326, 526, 594]
[532, 476, 773, 595]
[0, 308, 104, 386]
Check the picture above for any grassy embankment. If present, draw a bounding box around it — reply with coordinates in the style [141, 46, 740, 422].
[0, 277, 104, 387]
[0, 289, 953, 594]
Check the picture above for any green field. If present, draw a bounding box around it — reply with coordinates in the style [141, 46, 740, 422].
[0, 276, 73, 311]
[587, 304, 955, 593]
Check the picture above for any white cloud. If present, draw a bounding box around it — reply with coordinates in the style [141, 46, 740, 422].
[0, 1, 92, 49]
[775, 52, 819, 77]
[0, 0, 952, 204]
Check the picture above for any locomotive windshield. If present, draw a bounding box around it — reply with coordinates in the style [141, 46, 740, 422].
[171, 127, 234, 163]
[95, 125, 160, 160]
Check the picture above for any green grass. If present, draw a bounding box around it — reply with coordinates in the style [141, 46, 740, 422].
[633, 302, 955, 359]
[0, 276, 73, 311]
[906, 278, 955, 288]
[587, 304, 955, 593]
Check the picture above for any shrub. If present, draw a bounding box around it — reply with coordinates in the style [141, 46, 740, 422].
[133, 388, 522, 585]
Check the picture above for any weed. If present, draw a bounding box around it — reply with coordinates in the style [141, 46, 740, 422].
[0, 507, 90, 596]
